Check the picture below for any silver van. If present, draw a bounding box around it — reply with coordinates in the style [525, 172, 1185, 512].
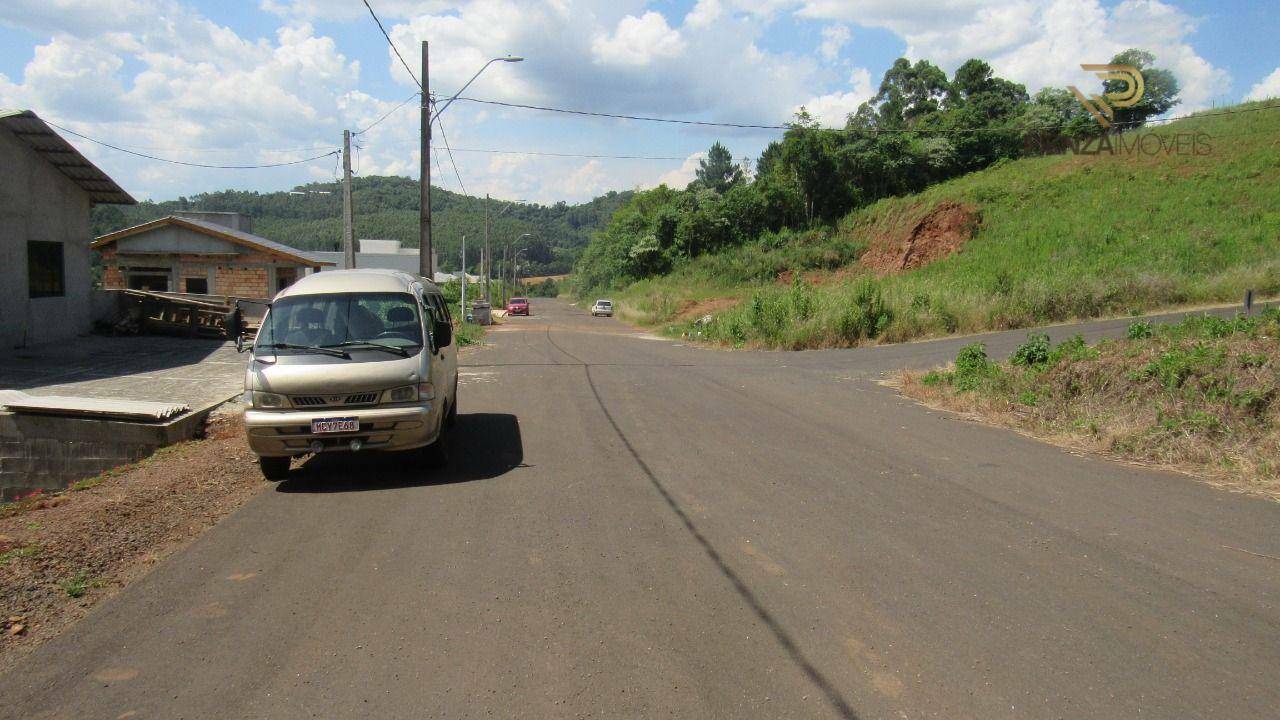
[236, 269, 459, 480]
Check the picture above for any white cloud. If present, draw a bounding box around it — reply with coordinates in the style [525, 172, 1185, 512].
[592, 12, 686, 66]
[260, 0, 450, 22]
[653, 152, 704, 189]
[795, 0, 1229, 113]
[684, 0, 723, 29]
[0, 2, 366, 198]
[1245, 67, 1280, 101]
[819, 24, 851, 62]
[799, 67, 874, 126]
[386, 1, 821, 123]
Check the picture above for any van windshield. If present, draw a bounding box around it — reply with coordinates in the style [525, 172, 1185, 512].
[256, 292, 423, 354]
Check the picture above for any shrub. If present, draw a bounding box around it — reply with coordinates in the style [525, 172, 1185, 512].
[1049, 335, 1099, 363]
[835, 279, 893, 342]
[1011, 331, 1051, 367]
[954, 342, 995, 391]
[1127, 320, 1154, 340]
[789, 274, 814, 321]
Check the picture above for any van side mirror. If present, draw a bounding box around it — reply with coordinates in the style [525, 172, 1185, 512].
[434, 320, 452, 348]
[235, 333, 246, 353]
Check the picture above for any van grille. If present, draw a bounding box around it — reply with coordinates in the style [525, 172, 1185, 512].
[291, 392, 380, 408]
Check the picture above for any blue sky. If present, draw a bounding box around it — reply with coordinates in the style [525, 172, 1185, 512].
[1, 0, 1277, 204]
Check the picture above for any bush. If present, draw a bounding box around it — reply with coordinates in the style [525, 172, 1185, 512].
[1127, 320, 1154, 340]
[1049, 334, 1098, 363]
[1011, 331, 1051, 367]
[527, 278, 559, 297]
[954, 342, 995, 391]
[835, 280, 892, 342]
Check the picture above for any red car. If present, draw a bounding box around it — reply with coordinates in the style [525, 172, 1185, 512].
[506, 297, 530, 316]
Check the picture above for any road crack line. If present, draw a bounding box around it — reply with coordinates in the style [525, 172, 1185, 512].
[580, 362, 860, 720]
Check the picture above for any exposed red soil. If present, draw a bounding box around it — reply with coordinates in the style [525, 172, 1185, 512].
[0, 409, 265, 672]
[671, 296, 740, 323]
[859, 201, 982, 275]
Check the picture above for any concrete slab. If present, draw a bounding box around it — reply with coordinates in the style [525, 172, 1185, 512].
[0, 334, 245, 409]
[0, 335, 247, 499]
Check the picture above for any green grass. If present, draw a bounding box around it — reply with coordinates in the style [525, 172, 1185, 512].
[70, 475, 105, 492]
[454, 320, 486, 346]
[906, 309, 1280, 492]
[0, 545, 41, 563]
[608, 101, 1280, 349]
[58, 571, 94, 598]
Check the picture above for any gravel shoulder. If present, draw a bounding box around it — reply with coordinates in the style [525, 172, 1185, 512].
[0, 406, 265, 672]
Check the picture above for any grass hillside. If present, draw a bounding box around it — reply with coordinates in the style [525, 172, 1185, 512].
[91, 176, 631, 276]
[611, 101, 1279, 348]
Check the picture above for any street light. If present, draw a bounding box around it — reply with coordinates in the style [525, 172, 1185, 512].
[434, 55, 524, 121]
[421, 50, 522, 281]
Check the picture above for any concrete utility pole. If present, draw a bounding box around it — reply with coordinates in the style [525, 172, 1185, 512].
[484, 193, 492, 301]
[419, 40, 432, 280]
[342, 129, 355, 269]
[460, 234, 467, 318]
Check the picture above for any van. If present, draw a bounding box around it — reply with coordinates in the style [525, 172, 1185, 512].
[236, 269, 459, 480]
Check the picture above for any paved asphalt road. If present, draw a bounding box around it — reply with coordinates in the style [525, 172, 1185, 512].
[4, 298, 1279, 719]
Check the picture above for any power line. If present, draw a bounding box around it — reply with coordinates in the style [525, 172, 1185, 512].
[454, 96, 1280, 135]
[43, 120, 340, 169]
[454, 96, 787, 130]
[353, 91, 421, 135]
[360, 0, 420, 89]
[435, 110, 469, 197]
[439, 146, 686, 161]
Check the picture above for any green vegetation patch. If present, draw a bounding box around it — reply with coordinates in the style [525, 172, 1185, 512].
[907, 310, 1280, 493]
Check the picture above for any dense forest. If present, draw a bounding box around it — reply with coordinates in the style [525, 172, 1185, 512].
[91, 176, 632, 275]
[575, 49, 1180, 291]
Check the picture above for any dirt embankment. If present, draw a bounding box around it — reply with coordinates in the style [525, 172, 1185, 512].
[860, 201, 982, 275]
[0, 408, 264, 671]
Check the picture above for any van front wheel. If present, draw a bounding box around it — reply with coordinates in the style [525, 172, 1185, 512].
[258, 456, 290, 480]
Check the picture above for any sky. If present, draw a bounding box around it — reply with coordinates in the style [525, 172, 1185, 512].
[1, 0, 1277, 205]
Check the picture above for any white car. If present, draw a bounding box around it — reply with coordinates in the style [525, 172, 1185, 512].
[591, 299, 613, 317]
[237, 269, 459, 480]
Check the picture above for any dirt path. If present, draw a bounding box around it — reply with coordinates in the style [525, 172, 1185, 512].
[0, 407, 264, 672]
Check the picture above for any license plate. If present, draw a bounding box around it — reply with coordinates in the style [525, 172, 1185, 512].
[311, 417, 358, 434]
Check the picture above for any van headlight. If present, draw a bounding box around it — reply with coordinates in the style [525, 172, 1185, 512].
[251, 391, 286, 408]
[384, 383, 434, 403]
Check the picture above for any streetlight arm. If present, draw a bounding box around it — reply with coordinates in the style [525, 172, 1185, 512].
[434, 56, 523, 121]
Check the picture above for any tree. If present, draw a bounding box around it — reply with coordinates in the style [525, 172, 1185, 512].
[872, 58, 950, 128]
[1106, 48, 1180, 128]
[695, 142, 744, 193]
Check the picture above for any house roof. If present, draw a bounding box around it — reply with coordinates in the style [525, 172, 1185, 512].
[92, 215, 334, 268]
[0, 110, 135, 205]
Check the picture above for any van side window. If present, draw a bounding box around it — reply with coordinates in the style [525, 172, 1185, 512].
[431, 293, 452, 323]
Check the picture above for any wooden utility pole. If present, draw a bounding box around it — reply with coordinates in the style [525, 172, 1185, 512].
[484, 193, 492, 300]
[419, 40, 432, 280]
[342, 129, 355, 269]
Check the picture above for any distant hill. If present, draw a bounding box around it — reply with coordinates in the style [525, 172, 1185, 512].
[90, 175, 630, 275]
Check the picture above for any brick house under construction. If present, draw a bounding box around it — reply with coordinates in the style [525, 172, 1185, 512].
[92, 211, 331, 299]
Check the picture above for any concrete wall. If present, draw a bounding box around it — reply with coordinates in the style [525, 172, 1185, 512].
[0, 127, 94, 349]
[0, 409, 211, 499]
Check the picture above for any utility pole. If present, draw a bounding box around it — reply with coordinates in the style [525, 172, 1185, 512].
[419, 40, 432, 280]
[342, 129, 355, 269]
[460, 234, 467, 318]
[484, 193, 492, 301]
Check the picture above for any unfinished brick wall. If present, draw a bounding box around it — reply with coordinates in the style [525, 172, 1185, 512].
[97, 244, 310, 298]
[215, 266, 269, 297]
[99, 246, 124, 289]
